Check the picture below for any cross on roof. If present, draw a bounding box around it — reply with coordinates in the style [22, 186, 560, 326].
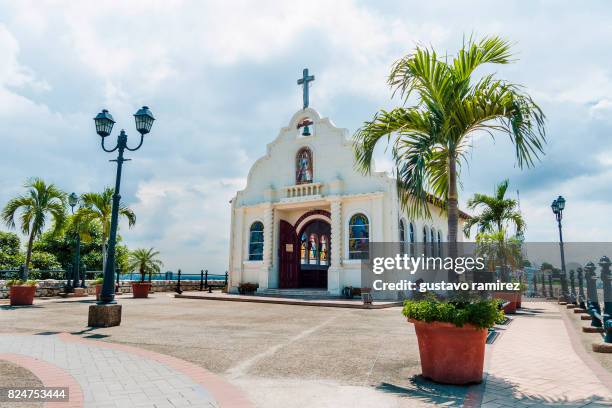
[297, 68, 315, 109]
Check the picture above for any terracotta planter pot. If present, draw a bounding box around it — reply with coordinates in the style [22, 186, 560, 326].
[516, 292, 522, 309]
[9, 285, 36, 306]
[132, 282, 151, 298]
[95, 284, 102, 301]
[410, 319, 487, 385]
[494, 292, 518, 314]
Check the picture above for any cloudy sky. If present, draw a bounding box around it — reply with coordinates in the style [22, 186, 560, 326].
[1, 0, 611, 273]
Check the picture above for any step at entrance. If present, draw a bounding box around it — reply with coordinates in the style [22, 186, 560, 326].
[256, 288, 337, 299]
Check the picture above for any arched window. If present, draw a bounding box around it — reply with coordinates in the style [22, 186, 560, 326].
[399, 219, 406, 254]
[430, 228, 436, 256]
[423, 226, 428, 257]
[295, 147, 313, 184]
[437, 230, 442, 257]
[249, 221, 264, 261]
[349, 213, 369, 260]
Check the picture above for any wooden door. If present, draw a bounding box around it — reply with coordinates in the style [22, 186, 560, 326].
[279, 220, 299, 288]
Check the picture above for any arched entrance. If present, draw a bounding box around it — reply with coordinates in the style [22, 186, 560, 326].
[278, 217, 330, 289]
[297, 219, 330, 288]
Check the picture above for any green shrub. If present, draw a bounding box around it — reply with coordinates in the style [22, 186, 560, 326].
[5, 279, 37, 287]
[402, 295, 504, 329]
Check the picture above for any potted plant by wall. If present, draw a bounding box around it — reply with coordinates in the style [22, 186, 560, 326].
[493, 291, 519, 314]
[238, 282, 258, 295]
[128, 247, 163, 298]
[7, 279, 38, 306]
[403, 295, 504, 385]
[93, 277, 104, 300]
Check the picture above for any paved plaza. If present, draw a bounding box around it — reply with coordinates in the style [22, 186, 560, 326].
[1, 294, 612, 407]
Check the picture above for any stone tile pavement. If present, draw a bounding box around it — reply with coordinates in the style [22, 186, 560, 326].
[0, 333, 252, 408]
[480, 302, 612, 407]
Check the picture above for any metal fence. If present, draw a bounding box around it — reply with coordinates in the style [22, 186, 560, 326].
[0, 269, 227, 283]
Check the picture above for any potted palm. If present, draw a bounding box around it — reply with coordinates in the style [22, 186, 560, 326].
[7, 279, 38, 306]
[403, 295, 504, 385]
[475, 231, 523, 314]
[128, 248, 163, 298]
[93, 277, 104, 300]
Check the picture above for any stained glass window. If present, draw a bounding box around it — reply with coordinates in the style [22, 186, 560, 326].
[295, 147, 313, 184]
[320, 235, 328, 265]
[309, 233, 319, 264]
[300, 233, 307, 264]
[349, 213, 369, 260]
[248, 221, 264, 261]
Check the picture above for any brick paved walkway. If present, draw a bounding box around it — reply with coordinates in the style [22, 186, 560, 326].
[480, 302, 612, 407]
[0, 333, 252, 408]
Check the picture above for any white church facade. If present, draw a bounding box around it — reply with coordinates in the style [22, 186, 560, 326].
[227, 70, 467, 296]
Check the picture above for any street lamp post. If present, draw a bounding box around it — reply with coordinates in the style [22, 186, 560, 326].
[68, 192, 81, 289]
[88, 107, 154, 326]
[551, 195, 569, 302]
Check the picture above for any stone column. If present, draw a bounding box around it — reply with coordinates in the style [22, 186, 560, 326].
[328, 199, 342, 295]
[228, 206, 244, 294]
[259, 205, 274, 290]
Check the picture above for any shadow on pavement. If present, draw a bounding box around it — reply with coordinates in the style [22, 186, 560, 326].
[483, 375, 611, 407]
[376, 375, 471, 407]
[0, 305, 44, 310]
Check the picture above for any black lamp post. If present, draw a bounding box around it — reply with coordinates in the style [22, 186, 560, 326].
[93, 107, 155, 304]
[551, 195, 569, 301]
[68, 192, 82, 289]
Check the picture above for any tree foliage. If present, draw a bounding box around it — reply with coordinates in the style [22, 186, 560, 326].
[463, 179, 525, 238]
[1, 178, 66, 273]
[128, 247, 163, 282]
[0, 231, 24, 269]
[353, 35, 546, 264]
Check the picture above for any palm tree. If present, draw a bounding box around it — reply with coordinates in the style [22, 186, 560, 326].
[475, 229, 523, 281]
[2, 178, 66, 275]
[463, 179, 525, 238]
[128, 248, 163, 283]
[353, 36, 545, 275]
[74, 187, 136, 272]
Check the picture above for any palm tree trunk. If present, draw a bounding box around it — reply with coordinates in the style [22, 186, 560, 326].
[447, 157, 459, 282]
[24, 230, 35, 278]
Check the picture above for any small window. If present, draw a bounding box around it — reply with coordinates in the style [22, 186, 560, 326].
[249, 221, 264, 261]
[349, 213, 369, 260]
[437, 230, 442, 257]
[423, 226, 428, 257]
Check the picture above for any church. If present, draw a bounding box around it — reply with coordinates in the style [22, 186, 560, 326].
[227, 69, 467, 296]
